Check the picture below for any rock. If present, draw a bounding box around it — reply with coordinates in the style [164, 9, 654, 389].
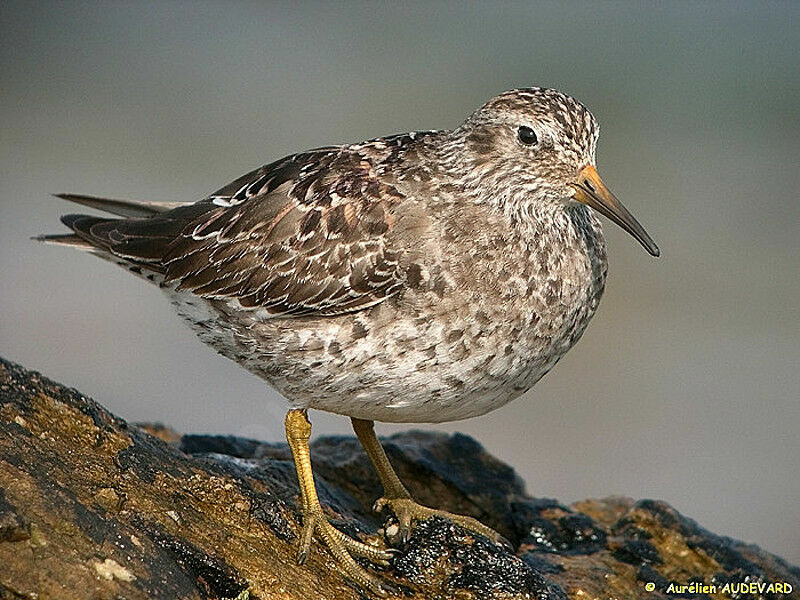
[0, 356, 797, 599]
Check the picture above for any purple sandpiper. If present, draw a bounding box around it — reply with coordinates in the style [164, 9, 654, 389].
[39, 87, 659, 594]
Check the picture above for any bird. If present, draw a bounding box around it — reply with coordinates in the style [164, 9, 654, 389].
[38, 87, 659, 595]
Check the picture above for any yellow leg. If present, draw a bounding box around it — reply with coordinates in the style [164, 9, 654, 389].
[351, 418, 510, 548]
[351, 417, 411, 500]
[285, 410, 394, 596]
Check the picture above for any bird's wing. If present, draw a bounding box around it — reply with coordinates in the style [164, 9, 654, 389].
[61, 146, 417, 317]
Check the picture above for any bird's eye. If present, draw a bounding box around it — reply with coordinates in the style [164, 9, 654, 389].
[517, 126, 538, 146]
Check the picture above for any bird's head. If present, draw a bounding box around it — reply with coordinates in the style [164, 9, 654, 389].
[450, 88, 659, 256]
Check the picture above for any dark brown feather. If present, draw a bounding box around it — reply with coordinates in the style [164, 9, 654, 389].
[58, 145, 413, 317]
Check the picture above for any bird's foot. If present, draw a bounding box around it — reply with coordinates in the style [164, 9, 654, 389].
[296, 507, 397, 597]
[374, 496, 513, 550]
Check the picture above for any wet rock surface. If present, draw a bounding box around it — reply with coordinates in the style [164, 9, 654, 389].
[1, 356, 797, 599]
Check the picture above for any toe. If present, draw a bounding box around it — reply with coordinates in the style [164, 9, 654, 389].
[296, 518, 316, 564]
[295, 510, 397, 594]
[375, 580, 403, 597]
[373, 496, 390, 513]
[296, 547, 308, 565]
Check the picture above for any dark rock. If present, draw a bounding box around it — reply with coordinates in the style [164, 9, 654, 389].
[0, 489, 29, 543]
[613, 539, 662, 565]
[518, 499, 607, 555]
[0, 356, 797, 600]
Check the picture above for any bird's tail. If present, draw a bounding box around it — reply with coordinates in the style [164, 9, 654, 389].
[33, 232, 95, 249]
[50, 193, 186, 218]
[34, 194, 188, 248]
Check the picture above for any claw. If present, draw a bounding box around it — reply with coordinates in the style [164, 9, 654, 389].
[496, 535, 515, 552]
[400, 523, 411, 545]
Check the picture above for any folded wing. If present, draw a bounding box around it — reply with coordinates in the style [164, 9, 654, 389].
[54, 147, 413, 317]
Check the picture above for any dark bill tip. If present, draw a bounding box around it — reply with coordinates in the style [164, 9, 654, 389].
[571, 165, 660, 257]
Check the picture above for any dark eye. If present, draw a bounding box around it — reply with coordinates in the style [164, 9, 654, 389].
[517, 126, 538, 146]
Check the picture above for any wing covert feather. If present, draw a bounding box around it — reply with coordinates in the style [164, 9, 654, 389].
[161, 148, 413, 316]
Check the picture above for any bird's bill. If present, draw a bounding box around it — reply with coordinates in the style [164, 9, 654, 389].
[571, 165, 660, 257]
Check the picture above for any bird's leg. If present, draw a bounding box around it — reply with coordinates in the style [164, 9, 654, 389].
[351, 417, 510, 548]
[285, 409, 394, 595]
[351, 417, 411, 500]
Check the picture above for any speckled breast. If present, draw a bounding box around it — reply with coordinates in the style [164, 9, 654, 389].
[166, 204, 607, 424]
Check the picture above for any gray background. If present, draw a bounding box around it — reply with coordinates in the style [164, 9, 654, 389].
[2, 2, 798, 563]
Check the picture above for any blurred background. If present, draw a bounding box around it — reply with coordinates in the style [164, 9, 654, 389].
[1, 1, 798, 564]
